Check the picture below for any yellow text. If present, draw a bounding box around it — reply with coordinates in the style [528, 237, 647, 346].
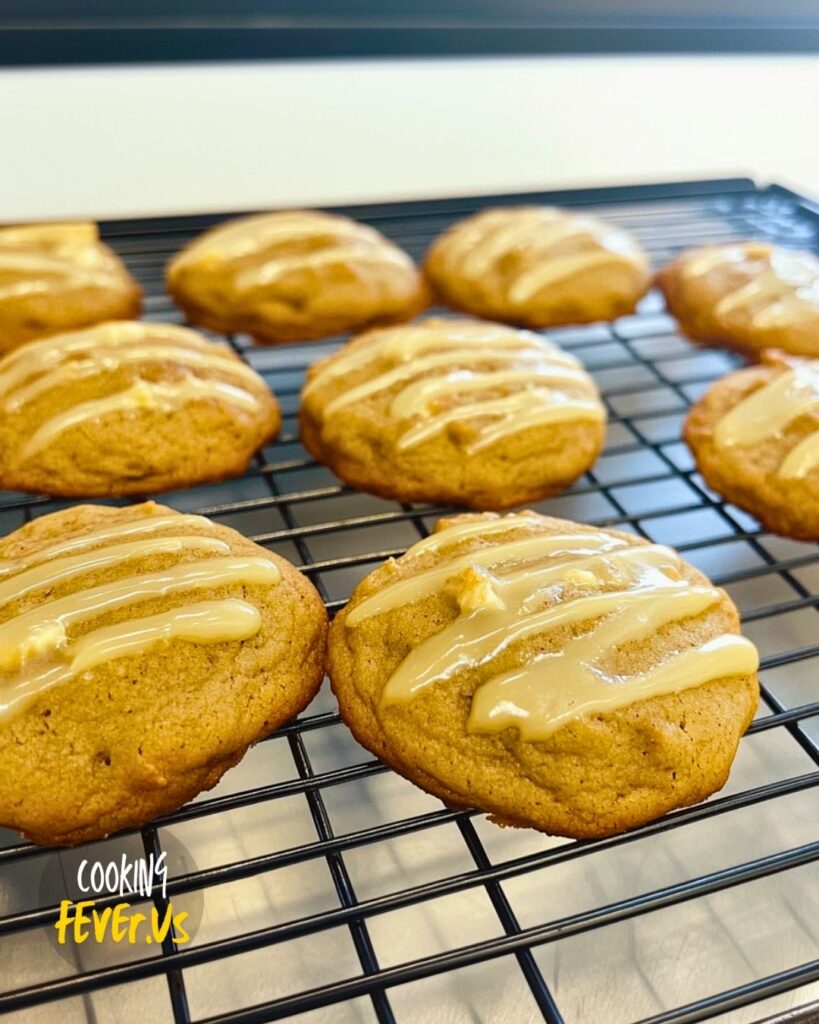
[54, 899, 190, 946]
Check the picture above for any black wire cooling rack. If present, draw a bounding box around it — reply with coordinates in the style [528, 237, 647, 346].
[1, 178, 819, 1024]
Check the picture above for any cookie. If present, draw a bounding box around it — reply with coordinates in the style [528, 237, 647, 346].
[301, 317, 606, 510]
[424, 206, 650, 328]
[657, 242, 819, 357]
[0, 320, 280, 498]
[0, 501, 327, 845]
[329, 511, 759, 839]
[685, 350, 819, 539]
[0, 221, 141, 353]
[166, 209, 428, 344]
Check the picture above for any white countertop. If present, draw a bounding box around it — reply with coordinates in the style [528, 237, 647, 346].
[1, 54, 818, 220]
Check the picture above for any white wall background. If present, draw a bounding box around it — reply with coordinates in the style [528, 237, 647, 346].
[1, 54, 817, 220]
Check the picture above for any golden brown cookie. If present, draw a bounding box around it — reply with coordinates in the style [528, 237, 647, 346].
[0, 221, 141, 353]
[329, 511, 759, 839]
[657, 242, 819, 357]
[166, 209, 428, 344]
[0, 320, 280, 498]
[0, 501, 327, 845]
[685, 350, 819, 539]
[300, 317, 606, 510]
[424, 206, 650, 328]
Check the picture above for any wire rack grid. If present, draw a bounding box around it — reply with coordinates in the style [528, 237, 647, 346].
[0, 178, 818, 1024]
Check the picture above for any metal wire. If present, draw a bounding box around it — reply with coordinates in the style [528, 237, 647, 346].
[1, 179, 818, 1024]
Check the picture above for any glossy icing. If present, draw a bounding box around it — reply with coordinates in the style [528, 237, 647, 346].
[0, 512, 281, 721]
[0, 322, 261, 408]
[21, 376, 262, 458]
[306, 320, 604, 453]
[0, 321, 266, 461]
[348, 519, 758, 739]
[0, 535, 231, 610]
[439, 208, 645, 305]
[683, 244, 819, 329]
[0, 222, 122, 301]
[0, 512, 216, 576]
[715, 360, 819, 479]
[172, 210, 413, 289]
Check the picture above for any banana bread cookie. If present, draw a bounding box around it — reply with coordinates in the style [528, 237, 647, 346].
[0, 501, 327, 845]
[685, 349, 819, 538]
[657, 242, 819, 357]
[300, 317, 606, 509]
[329, 510, 759, 838]
[0, 320, 280, 497]
[0, 221, 141, 353]
[424, 206, 650, 328]
[167, 209, 428, 344]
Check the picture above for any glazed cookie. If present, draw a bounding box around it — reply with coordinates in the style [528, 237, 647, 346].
[685, 350, 819, 539]
[0, 501, 327, 845]
[329, 511, 759, 839]
[300, 317, 606, 510]
[424, 206, 650, 328]
[166, 209, 428, 344]
[0, 320, 280, 497]
[657, 242, 819, 357]
[0, 221, 141, 353]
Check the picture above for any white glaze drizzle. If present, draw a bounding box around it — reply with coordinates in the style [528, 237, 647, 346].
[0, 222, 123, 300]
[0, 535, 231, 610]
[715, 360, 819, 479]
[439, 207, 645, 305]
[0, 321, 263, 411]
[401, 512, 544, 556]
[0, 600, 262, 721]
[0, 509, 282, 721]
[179, 211, 366, 262]
[20, 376, 262, 459]
[0, 511, 215, 577]
[234, 246, 411, 291]
[347, 519, 758, 739]
[306, 319, 604, 453]
[171, 210, 413, 289]
[683, 244, 819, 328]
